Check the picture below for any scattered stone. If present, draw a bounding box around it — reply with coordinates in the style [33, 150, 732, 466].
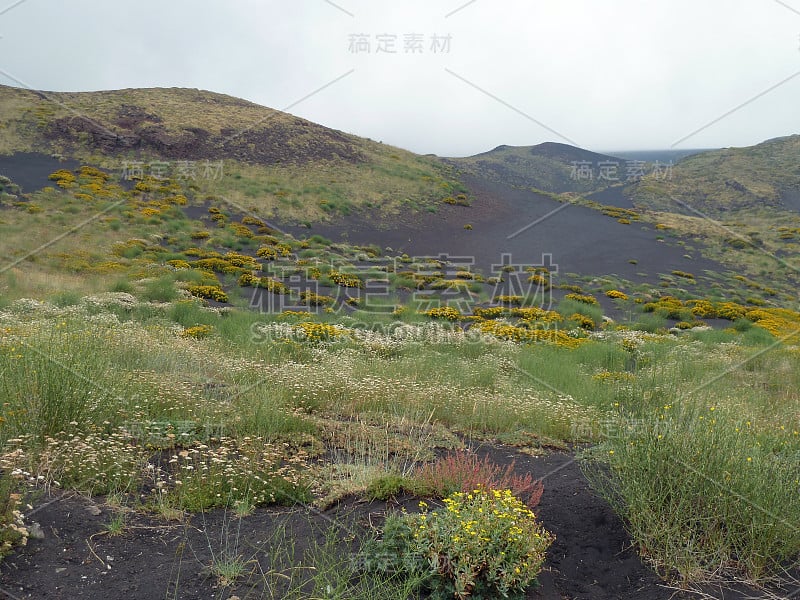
[28, 522, 45, 539]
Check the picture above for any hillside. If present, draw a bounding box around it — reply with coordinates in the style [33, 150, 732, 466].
[0, 84, 466, 222]
[628, 135, 800, 213]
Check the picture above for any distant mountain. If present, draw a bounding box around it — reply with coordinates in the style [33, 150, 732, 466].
[445, 142, 627, 194]
[627, 135, 800, 213]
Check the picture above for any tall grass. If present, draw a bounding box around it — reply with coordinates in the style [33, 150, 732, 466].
[583, 337, 800, 583]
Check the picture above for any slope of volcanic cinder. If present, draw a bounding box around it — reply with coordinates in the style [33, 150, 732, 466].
[281, 175, 724, 287]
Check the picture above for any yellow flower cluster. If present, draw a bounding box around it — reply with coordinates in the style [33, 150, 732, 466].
[411, 487, 554, 597]
[474, 306, 506, 319]
[424, 306, 463, 321]
[186, 285, 229, 303]
[569, 313, 595, 330]
[476, 320, 586, 349]
[300, 291, 334, 306]
[605, 290, 629, 300]
[565, 293, 599, 306]
[293, 321, 347, 342]
[527, 274, 550, 288]
[48, 169, 76, 189]
[223, 252, 260, 269]
[256, 245, 280, 260]
[329, 270, 364, 288]
[592, 370, 635, 383]
[167, 259, 191, 270]
[511, 307, 563, 323]
[744, 307, 800, 341]
[180, 325, 213, 339]
[494, 295, 523, 306]
[191, 257, 248, 276]
[238, 273, 290, 295]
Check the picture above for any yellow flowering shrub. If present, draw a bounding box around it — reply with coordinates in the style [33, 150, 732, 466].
[257, 243, 292, 260]
[473, 307, 506, 320]
[180, 324, 213, 339]
[744, 307, 800, 340]
[688, 299, 717, 319]
[407, 488, 554, 599]
[569, 313, 595, 330]
[231, 223, 255, 238]
[191, 258, 247, 276]
[186, 285, 229, 303]
[715, 301, 747, 321]
[424, 306, 463, 321]
[511, 307, 563, 323]
[242, 216, 267, 227]
[223, 252, 259, 270]
[565, 293, 599, 306]
[329, 270, 364, 288]
[238, 273, 289, 295]
[293, 321, 346, 342]
[527, 274, 549, 288]
[300, 291, 334, 306]
[167, 259, 191, 270]
[605, 290, 628, 300]
[477, 320, 586, 349]
[494, 295, 523, 306]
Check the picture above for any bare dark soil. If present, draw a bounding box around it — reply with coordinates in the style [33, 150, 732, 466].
[1, 445, 785, 600]
[0, 153, 78, 193]
[282, 175, 726, 288]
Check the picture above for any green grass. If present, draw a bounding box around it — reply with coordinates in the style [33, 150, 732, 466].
[584, 401, 800, 582]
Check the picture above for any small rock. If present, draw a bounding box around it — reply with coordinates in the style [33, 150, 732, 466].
[55, 568, 67, 574]
[85, 505, 102, 516]
[28, 522, 45, 540]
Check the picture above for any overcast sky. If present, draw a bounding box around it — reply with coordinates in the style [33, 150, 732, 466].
[1, 0, 799, 156]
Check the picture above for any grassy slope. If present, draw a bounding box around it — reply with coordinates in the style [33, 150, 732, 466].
[613, 136, 800, 289]
[0, 84, 465, 223]
[628, 135, 800, 213]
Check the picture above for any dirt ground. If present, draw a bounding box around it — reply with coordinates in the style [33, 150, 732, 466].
[2, 445, 792, 600]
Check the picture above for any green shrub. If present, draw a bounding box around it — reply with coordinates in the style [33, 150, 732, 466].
[366, 473, 415, 500]
[142, 276, 179, 302]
